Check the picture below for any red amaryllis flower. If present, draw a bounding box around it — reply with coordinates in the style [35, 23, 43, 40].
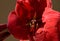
[7, 0, 60, 41]
[8, 0, 46, 40]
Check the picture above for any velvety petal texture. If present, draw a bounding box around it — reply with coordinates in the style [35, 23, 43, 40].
[7, 0, 60, 41]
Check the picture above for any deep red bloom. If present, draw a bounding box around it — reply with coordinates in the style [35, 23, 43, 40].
[8, 0, 60, 41]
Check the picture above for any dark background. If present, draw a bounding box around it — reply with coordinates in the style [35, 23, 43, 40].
[0, 0, 60, 41]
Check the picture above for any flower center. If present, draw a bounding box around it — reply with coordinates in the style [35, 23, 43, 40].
[26, 12, 39, 36]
